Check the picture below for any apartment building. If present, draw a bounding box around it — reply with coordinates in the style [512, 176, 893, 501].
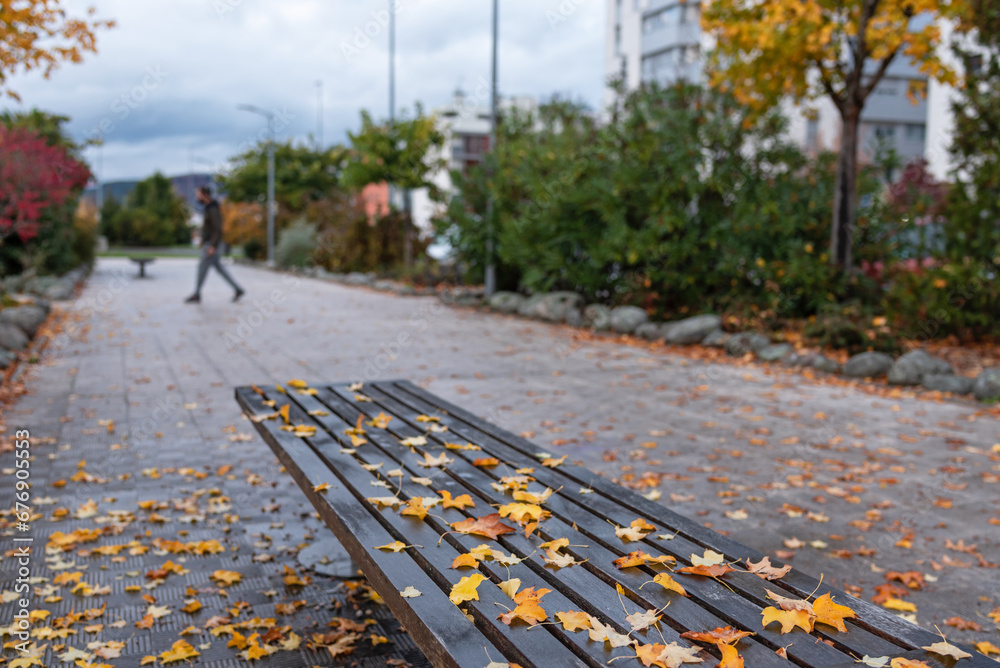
[605, 0, 945, 171]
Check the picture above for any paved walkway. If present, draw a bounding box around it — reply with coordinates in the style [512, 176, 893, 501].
[3, 257, 998, 666]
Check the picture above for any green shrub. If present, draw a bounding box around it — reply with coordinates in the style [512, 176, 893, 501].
[275, 219, 318, 268]
[243, 238, 266, 261]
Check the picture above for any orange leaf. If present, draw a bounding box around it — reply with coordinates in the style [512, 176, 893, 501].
[473, 457, 500, 467]
[450, 513, 516, 540]
[676, 563, 735, 578]
[498, 587, 550, 626]
[439, 490, 475, 510]
[556, 610, 593, 632]
[812, 593, 856, 633]
[400, 497, 429, 520]
[745, 556, 791, 581]
[718, 644, 744, 668]
[680, 626, 754, 646]
[450, 553, 480, 569]
[652, 573, 688, 597]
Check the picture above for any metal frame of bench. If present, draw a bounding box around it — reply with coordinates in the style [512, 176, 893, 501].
[235, 380, 992, 668]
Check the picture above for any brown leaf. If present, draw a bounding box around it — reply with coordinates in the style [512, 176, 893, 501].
[450, 513, 516, 540]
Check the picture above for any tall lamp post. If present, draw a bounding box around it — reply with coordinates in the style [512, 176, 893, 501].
[238, 104, 276, 265]
[484, 0, 499, 297]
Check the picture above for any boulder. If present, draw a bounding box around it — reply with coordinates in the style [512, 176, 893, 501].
[635, 322, 670, 341]
[610, 306, 648, 334]
[582, 304, 612, 330]
[888, 349, 953, 385]
[0, 305, 47, 337]
[757, 343, 793, 362]
[700, 329, 729, 348]
[922, 374, 974, 395]
[663, 314, 723, 345]
[973, 368, 1000, 401]
[373, 279, 396, 291]
[0, 323, 29, 351]
[842, 351, 894, 378]
[44, 281, 74, 301]
[488, 291, 525, 314]
[517, 294, 548, 318]
[810, 355, 842, 374]
[343, 272, 374, 286]
[724, 332, 770, 356]
[536, 292, 584, 322]
[0, 348, 14, 370]
[564, 308, 582, 328]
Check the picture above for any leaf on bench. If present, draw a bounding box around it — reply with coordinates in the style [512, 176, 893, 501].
[588, 618, 631, 648]
[400, 436, 427, 447]
[676, 563, 735, 578]
[512, 488, 554, 504]
[690, 550, 725, 567]
[498, 502, 549, 525]
[450, 513, 516, 540]
[444, 442, 481, 451]
[497, 586, 550, 626]
[374, 541, 408, 553]
[449, 573, 486, 605]
[439, 490, 475, 510]
[473, 457, 500, 468]
[419, 452, 452, 468]
[634, 641, 704, 667]
[369, 412, 392, 429]
[650, 573, 688, 597]
[626, 608, 661, 632]
[615, 518, 656, 542]
[400, 498, 430, 520]
[366, 496, 401, 508]
[744, 556, 791, 581]
[399, 586, 421, 598]
[761, 606, 813, 634]
[556, 610, 592, 632]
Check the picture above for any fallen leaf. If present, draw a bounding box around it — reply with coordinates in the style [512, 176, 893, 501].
[556, 610, 592, 632]
[375, 541, 408, 553]
[745, 556, 791, 581]
[450, 514, 516, 540]
[675, 563, 735, 578]
[812, 593, 856, 632]
[921, 641, 971, 660]
[400, 497, 429, 520]
[890, 660, 932, 668]
[399, 586, 421, 598]
[690, 549, 725, 566]
[449, 573, 487, 605]
[498, 587, 550, 626]
[680, 626, 754, 646]
[881, 597, 917, 612]
[440, 490, 475, 510]
[626, 609, 662, 632]
[588, 617, 632, 647]
[761, 606, 814, 634]
[652, 573, 688, 596]
[857, 656, 890, 667]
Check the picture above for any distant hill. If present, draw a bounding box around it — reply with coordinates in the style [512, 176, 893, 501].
[82, 173, 218, 210]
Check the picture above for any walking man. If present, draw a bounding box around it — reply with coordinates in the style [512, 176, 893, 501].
[185, 186, 245, 303]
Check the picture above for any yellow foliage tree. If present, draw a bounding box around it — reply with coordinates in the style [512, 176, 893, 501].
[702, 0, 971, 269]
[0, 1, 114, 100]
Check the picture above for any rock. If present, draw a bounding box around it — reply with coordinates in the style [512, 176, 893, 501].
[453, 294, 482, 307]
[635, 322, 669, 341]
[0, 323, 29, 351]
[663, 314, 722, 345]
[394, 284, 416, 296]
[488, 291, 525, 314]
[842, 351, 894, 378]
[44, 281, 74, 301]
[757, 343, 793, 362]
[564, 308, 582, 328]
[517, 294, 548, 318]
[373, 279, 395, 291]
[888, 349, 953, 385]
[343, 272, 374, 286]
[724, 332, 770, 356]
[700, 329, 729, 348]
[582, 304, 612, 330]
[811, 355, 842, 374]
[922, 374, 974, 395]
[973, 368, 1000, 401]
[0, 305, 47, 337]
[534, 292, 584, 322]
[610, 306, 648, 334]
[0, 348, 14, 370]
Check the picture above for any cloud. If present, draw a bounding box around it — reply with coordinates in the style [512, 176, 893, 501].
[2, 0, 604, 181]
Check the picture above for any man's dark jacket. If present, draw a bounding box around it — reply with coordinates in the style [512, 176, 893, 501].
[201, 199, 224, 248]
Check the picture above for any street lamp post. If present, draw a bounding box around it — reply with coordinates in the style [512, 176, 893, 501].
[484, 0, 499, 297]
[238, 104, 276, 265]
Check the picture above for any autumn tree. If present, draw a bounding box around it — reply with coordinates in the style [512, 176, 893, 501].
[341, 109, 445, 266]
[702, 0, 970, 270]
[0, 1, 114, 100]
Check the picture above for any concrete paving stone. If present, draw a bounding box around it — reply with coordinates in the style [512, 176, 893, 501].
[1, 257, 998, 662]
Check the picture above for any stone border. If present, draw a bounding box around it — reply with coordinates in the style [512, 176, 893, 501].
[234, 260, 1000, 404]
[0, 265, 89, 375]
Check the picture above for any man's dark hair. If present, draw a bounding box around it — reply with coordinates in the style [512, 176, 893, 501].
[198, 185, 213, 197]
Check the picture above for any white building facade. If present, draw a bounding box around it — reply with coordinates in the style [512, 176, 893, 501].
[605, 0, 954, 175]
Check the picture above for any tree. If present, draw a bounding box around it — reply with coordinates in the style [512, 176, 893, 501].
[945, 0, 1000, 262]
[341, 109, 445, 266]
[703, 0, 970, 270]
[218, 141, 346, 227]
[0, 111, 91, 273]
[101, 172, 190, 246]
[1, 1, 114, 100]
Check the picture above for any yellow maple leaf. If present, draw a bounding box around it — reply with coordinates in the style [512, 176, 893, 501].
[451, 553, 481, 569]
[211, 570, 242, 586]
[287, 379, 308, 388]
[921, 641, 972, 660]
[159, 639, 200, 664]
[882, 597, 917, 612]
[812, 593, 856, 632]
[439, 490, 475, 510]
[449, 573, 487, 605]
[761, 606, 814, 634]
[556, 610, 593, 632]
[375, 541, 408, 552]
[498, 502, 548, 525]
[718, 643, 744, 668]
[652, 573, 688, 597]
[400, 497, 429, 520]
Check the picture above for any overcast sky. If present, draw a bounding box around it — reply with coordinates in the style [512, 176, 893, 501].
[2, 0, 606, 182]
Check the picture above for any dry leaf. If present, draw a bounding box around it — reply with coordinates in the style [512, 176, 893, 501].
[652, 573, 688, 596]
[556, 610, 592, 632]
[440, 490, 475, 510]
[626, 609, 661, 632]
[399, 586, 421, 598]
[450, 514, 516, 540]
[920, 641, 971, 660]
[745, 556, 791, 581]
[449, 573, 487, 605]
[812, 593, 856, 632]
[761, 606, 814, 634]
[375, 541, 408, 553]
[680, 626, 754, 646]
[588, 617, 632, 648]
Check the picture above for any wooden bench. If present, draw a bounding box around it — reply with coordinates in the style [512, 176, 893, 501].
[235, 380, 991, 668]
[129, 257, 155, 277]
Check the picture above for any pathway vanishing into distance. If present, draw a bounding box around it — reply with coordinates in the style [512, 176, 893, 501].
[5, 257, 999, 663]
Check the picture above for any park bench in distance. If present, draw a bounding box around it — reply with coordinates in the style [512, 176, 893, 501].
[129, 256, 155, 277]
[235, 380, 990, 668]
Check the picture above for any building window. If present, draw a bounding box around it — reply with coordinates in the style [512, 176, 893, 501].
[806, 118, 819, 153]
[905, 123, 926, 141]
[872, 123, 896, 139]
[643, 5, 678, 33]
[680, 2, 699, 24]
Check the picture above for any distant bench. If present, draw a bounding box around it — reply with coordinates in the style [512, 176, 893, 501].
[129, 257, 155, 278]
[236, 380, 990, 668]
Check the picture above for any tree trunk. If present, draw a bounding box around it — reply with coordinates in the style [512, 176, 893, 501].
[831, 108, 861, 270]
